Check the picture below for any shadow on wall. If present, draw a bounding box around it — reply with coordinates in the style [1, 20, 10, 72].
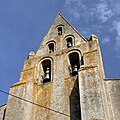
[70, 77, 81, 120]
[3, 108, 6, 120]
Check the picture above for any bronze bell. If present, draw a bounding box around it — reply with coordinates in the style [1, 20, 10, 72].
[49, 49, 54, 53]
[72, 65, 78, 75]
[44, 67, 50, 80]
[67, 42, 72, 48]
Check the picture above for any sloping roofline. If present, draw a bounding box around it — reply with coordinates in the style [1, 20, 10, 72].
[43, 12, 87, 42]
[36, 12, 88, 52]
[58, 12, 87, 42]
[0, 103, 7, 108]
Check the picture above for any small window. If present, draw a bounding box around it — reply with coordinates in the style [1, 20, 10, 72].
[48, 43, 54, 53]
[62, 35, 75, 49]
[67, 37, 73, 48]
[57, 26, 62, 35]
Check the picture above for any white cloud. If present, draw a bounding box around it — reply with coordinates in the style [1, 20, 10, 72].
[113, 21, 120, 52]
[64, 0, 71, 7]
[68, 9, 80, 20]
[96, 3, 113, 22]
[65, 0, 82, 7]
[64, 0, 85, 21]
[64, 0, 113, 23]
[113, 21, 120, 36]
[64, 0, 120, 57]
[102, 37, 110, 44]
[112, 1, 120, 15]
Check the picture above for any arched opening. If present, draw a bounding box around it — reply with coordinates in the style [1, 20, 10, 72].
[48, 43, 54, 53]
[57, 26, 63, 35]
[67, 37, 73, 48]
[41, 59, 51, 83]
[69, 52, 80, 76]
[62, 35, 75, 49]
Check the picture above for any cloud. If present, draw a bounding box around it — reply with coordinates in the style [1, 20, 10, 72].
[113, 21, 120, 36]
[102, 37, 110, 44]
[65, 0, 82, 7]
[64, 0, 120, 58]
[66, 8, 80, 20]
[64, 0, 85, 20]
[96, 3, 113, 22]
[64, 0, 113, 23]
[112, 20, 120, 52]
[112, 1, 120, 15]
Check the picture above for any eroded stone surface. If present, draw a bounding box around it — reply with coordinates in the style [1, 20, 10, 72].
[0, 13, 120, 120]
[0, 104, 6, 120]
[104, 80, 120, 120]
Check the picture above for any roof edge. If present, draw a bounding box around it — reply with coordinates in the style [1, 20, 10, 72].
[58, 13, 87, 42]
[104, 78, 120, 81]
[0, 103, 7, 108]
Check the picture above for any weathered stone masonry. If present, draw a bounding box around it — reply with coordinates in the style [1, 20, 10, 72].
[0, 13, 120, 120]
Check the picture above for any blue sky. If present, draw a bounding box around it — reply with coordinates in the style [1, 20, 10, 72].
[0, 0, 120, 105]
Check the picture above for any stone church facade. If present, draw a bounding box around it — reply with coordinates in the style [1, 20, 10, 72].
[0, 13, 120, 120]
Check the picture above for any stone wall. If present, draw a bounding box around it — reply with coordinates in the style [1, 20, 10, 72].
[31, 50, 81, 120]
[0, 104, 7, 120]
[5, 82, 33, 120]
[78, 66, 109, 120]
[35, 14, 86, 57]
[4, 13, 120, 120]
[104, 79, 120, 120]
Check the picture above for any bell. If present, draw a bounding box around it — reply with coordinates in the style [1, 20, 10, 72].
[72, 65, 78, 75]
[49, 49, 53, 53]
[67, 42, 72, 48]
[73, 65, 78, 72]
[49, 48, 54, 53]
[44, 68, 50, 80]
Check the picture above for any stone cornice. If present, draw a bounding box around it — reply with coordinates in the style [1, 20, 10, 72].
[103, 78, 120, 81]
[21, 67, 34, 72]
[78, 65, 97, 71]
[0, 103, 7, 108]
[83, 49, 97, 55]
[10, 80, 27, 88]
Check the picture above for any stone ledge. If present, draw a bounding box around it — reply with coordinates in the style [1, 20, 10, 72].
[10, 80, 27, 88]
[0, 103, 7, 108]
[21, 67, 34, 72]
[83, 49, 97, 55]
[78, 65, 97, 71]
[64, 76, 78, 81]
[103, 78, 120, 81]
